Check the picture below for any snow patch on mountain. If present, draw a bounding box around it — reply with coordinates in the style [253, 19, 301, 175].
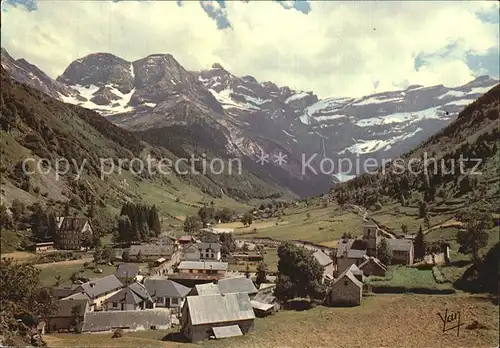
[285, 91, 310, 104]
[355, 107, 444, 128]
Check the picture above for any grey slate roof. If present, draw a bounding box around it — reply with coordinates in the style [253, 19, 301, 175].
[106, 283, 152, 305]
[77, 275, 123, 298]
[250, 300, 274, 312]
[61, 292, 90, 301]
[144, 277, 191, 298]
[253, 292, 276, 304]
[387, 238, 413, 252]
[194, 283, 221, 296]
[197, 242, 222, 252]
[336, 239, 356, 257]
[217, 276, 258, 295]
[312, 250, 333, 266]
[359, 256, 388, 271]
[185, 293, 255, 325]
[332, 264, 363, 289]
[51, 284, 79, 299]
[115, 263, 140, 278]
[129, 244, 174, 257]
[178, 261, 228, 271]
[346, 249, 367, 259]
[82, 308, 171, 332]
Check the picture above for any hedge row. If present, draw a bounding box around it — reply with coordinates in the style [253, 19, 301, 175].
[371, 285, 456, 295]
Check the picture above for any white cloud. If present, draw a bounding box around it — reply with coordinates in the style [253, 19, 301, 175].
[1, 0, 498, 98]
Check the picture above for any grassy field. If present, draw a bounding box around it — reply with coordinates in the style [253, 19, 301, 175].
[367, 266, 452, 290]
[219, 205, 365, 245]
[44, 294, 499, 348]
[37, 262, 118, 287]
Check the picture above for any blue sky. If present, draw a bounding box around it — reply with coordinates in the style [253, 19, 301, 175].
[2, 0, 498, 97]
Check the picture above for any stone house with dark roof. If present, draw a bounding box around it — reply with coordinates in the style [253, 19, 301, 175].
[387, 239, 414, 265]
[55, 217, 93, 250]
[326, 264, 363, 307]
[104, 283, 154, 311]
[74, 275, 123, 311]
[144, 276, 191, 309]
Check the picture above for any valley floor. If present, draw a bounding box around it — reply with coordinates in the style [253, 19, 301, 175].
[44, 294, 499, 348]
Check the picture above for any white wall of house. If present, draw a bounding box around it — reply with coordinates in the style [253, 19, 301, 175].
[199, 250, 221, 261]
[154, 296, 185, 309]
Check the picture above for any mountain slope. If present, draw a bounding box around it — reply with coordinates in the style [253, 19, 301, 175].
[3, 48, 498, 197]
[0, 66, 292, 220]
[330, 84, 500, 210]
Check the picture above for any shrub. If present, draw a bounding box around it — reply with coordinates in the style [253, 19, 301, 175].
[432, 266, 448, 284]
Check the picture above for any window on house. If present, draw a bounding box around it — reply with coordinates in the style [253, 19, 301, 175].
[344, 280, 348, 286]
[171, 298, 179, 305]
[112, 302, 117, 307]
[150, 326, 156, 330]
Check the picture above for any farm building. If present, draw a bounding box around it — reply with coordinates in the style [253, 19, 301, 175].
[181, 293, 255, 342]
[81, 308, 171, 333]
[48, 294, 89, 333]
[358, 256, 387, 277]
[104, 283, 154, 311]
[326, 264, 363, 307]
[144, 276, 191, 309]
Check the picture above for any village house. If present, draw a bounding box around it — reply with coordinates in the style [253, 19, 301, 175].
[358, 256, 388, 277]
[217, 276, 258, 297]
[312, 249, 334, 282]
[181, 242, 222, 261]
[178, 235, 197, 247]
[387, 239, 415, 265]
[74, 275, 124, 311]
[177, 260, 228, 276]
[144, 276, 191, 309]
[181, 293, 255, 342]
[55, 217, 93, 250]
[48, 293, 89, 333]
[336, 239, 367, 273]
[115, 263, 140, 284]
[326, 264, 363, 307]
[81, 308, 171, 333]
[104, 282, 154, 311]
[128, 244, 175, 261]
[35, 242, 54, 254]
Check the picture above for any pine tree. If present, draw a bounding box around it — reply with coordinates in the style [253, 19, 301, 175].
[377, 238, 393, 266]
[255, 262, 267, 286]
[148, 205, 161, 236]
[414, 226, 425, 260]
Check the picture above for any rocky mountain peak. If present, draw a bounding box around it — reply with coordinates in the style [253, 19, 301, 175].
[57, 52, 134, 94]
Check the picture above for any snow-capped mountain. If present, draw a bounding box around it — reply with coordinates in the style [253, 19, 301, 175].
[2, 47, 498, 194]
